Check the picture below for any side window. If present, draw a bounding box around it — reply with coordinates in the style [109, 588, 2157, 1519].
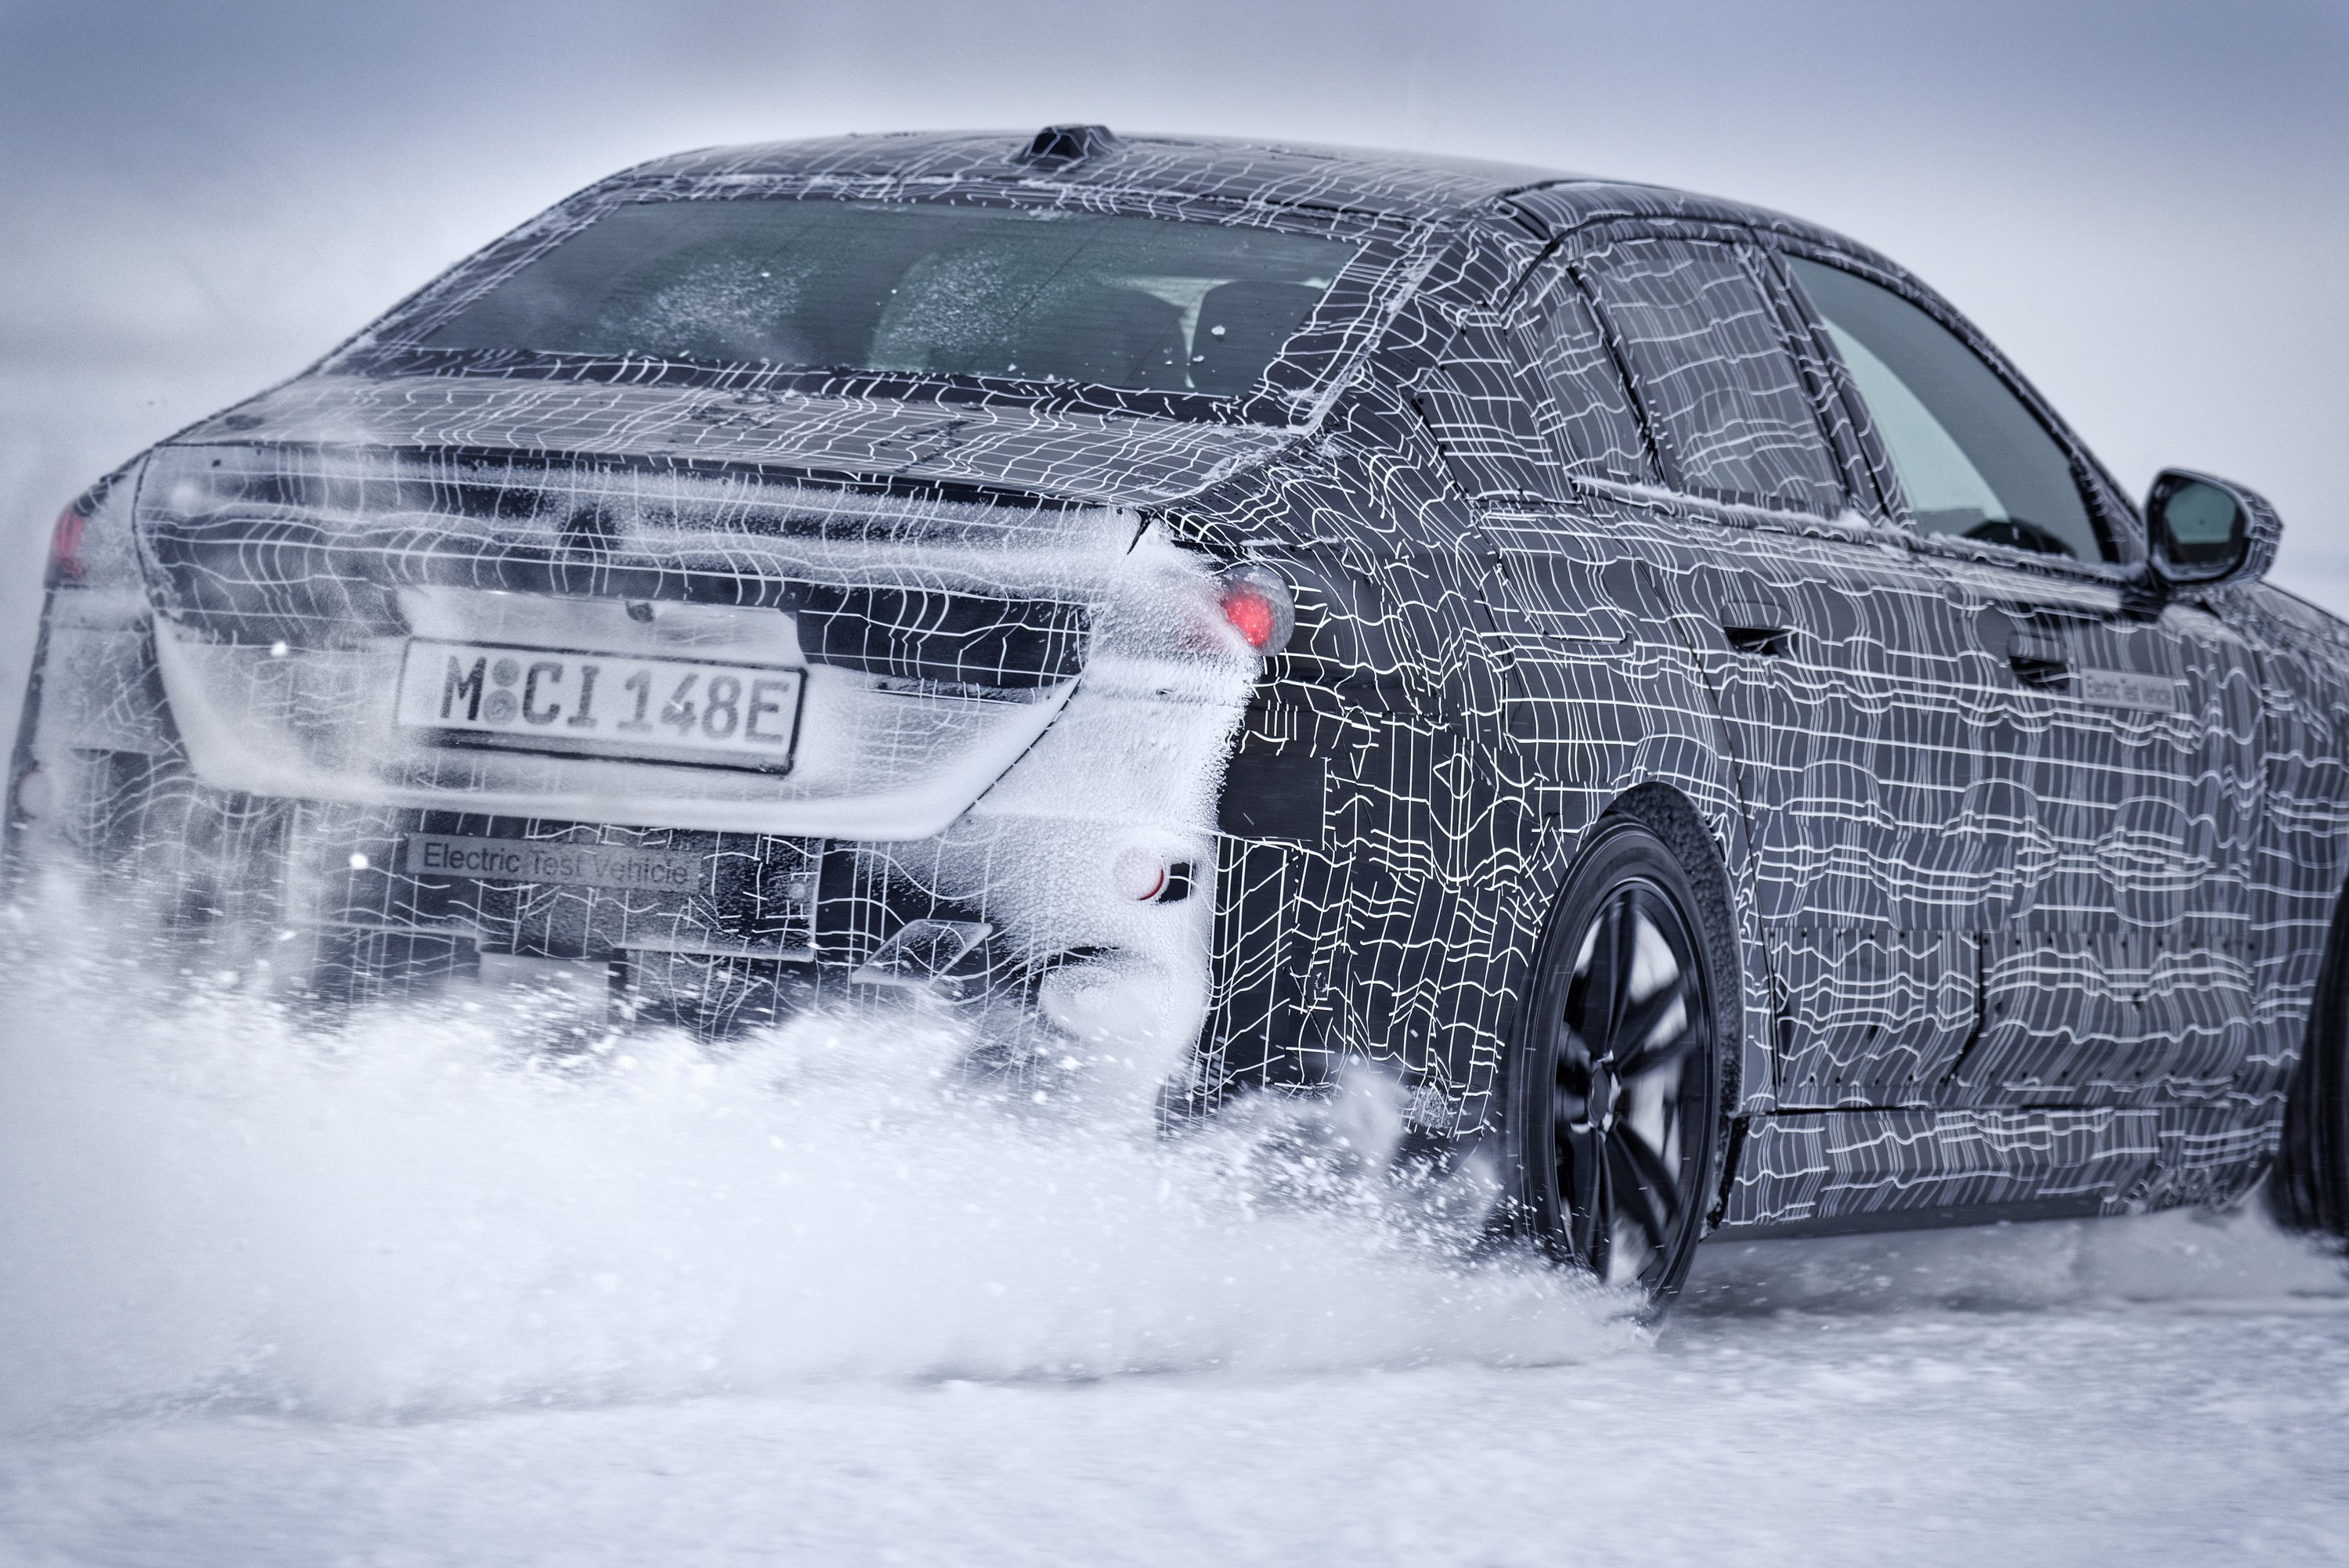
[1414, 311, 1556, 502]
[1509, 265, 1651, 486]
[1414, 261, 1654, 504]
[1785, 256, 2108, 564]
[1579, 236, 1844, 514]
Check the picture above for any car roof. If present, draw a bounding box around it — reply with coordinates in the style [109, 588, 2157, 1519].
[620, 128, 1897, 274]
[626, 128, 1575, 222]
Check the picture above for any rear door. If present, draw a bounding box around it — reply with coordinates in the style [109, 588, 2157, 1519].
[1413, 243, 1686, 823]
[1567, 230, 1989, 1108]
[1777, 253, 2266, 1108]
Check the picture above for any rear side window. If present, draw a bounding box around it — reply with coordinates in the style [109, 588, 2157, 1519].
[1415, 263, 1651, 502]
[1786, 257, 2105, 563]
[1510, 265, 1651, 485]
[1579, 238, 1843, 514]
[1415, 311, 1554, 501]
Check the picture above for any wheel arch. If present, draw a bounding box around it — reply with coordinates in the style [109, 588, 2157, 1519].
[1503, 748, 1775, 1126]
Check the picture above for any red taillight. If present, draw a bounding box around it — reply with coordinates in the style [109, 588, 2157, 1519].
[1215, 565, 1294, 655]
[1225, 592, 1276, 650]
[47, 505, 88, 586]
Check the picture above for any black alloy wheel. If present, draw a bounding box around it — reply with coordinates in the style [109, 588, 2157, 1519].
[1508, 813, 1730, 1303]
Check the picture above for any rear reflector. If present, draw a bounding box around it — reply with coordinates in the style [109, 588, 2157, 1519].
[1110, 846, 1195, 903]
[11, 766, 52, 820]
[1112, 847, 1167, 902]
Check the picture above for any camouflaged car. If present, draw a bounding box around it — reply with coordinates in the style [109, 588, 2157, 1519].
[13, 125, 2347, 1299]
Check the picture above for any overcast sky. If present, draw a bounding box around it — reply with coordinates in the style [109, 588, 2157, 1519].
[2, 0, 2343, 608]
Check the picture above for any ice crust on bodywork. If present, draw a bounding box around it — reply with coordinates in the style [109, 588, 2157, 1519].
[31, 441, 1256, 1062]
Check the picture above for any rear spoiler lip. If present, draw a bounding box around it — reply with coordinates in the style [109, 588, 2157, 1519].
[164, 369, 1299, 511]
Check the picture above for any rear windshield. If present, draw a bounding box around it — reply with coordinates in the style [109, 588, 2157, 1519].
[421, 199, 1362, 398]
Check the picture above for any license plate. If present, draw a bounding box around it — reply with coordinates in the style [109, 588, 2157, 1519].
[395, 640, 803, 770]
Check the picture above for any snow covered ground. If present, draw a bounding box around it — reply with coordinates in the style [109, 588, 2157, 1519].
[11, 1292, 2349, 1566]
[0, 893, 2344, 1568]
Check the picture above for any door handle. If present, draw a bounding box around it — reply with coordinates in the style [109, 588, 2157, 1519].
[1975, 606, 2069, 688]
[2008, 647, 2070, 689]
[1718, 597, 1793, 657]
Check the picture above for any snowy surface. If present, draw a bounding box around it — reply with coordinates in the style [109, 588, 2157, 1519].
[12, 1294, 2349, 1567]
[0, 893, 2345, 1567]
[11, 1297, 2349, 1566]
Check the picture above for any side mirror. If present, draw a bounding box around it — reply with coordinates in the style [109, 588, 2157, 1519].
[2145, 467, 2280, 590]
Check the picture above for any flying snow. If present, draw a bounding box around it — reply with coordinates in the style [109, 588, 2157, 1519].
[0, 883, 1631, 1433]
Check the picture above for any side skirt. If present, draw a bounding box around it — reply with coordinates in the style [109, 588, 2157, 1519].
[1716, 1105, 2273, 1232]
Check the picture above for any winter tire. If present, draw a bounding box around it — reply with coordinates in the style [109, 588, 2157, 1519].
[2272, 884, 2349, 1239]
[1504, 807, 1734, 1305]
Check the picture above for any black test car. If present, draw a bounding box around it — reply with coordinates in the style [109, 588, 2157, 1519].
[13, 125, 2348, 1300]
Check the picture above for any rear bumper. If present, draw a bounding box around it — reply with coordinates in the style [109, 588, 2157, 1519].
[9, 608, 1237, 1062]
[13, 748, 1221, 1053]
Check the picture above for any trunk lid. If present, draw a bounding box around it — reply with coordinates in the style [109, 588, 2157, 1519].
[134, 434, 1240, 839]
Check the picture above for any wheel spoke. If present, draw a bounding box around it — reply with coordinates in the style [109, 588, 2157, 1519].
[1618, 1022, 1708, 1086]
[1561, 1124, 1611, 1271]
[1553, 1022, 1594, 1126]
[1618, 1121, 1686, 1227]
[1611, 970, 1695, 1076]
[1607, 891, 1643, 1049]
[1606, 1128, 1676, 1254]
[1578, 891, 1633, 1057]
[1614, 1026, 1702, 1083]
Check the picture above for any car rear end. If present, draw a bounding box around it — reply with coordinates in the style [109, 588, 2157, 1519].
[5, 131, 1457, 1072]
[12, 435, 1283, 1065]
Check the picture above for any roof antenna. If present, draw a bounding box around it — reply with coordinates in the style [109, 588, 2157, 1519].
[1013, 124, 1122, 168]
